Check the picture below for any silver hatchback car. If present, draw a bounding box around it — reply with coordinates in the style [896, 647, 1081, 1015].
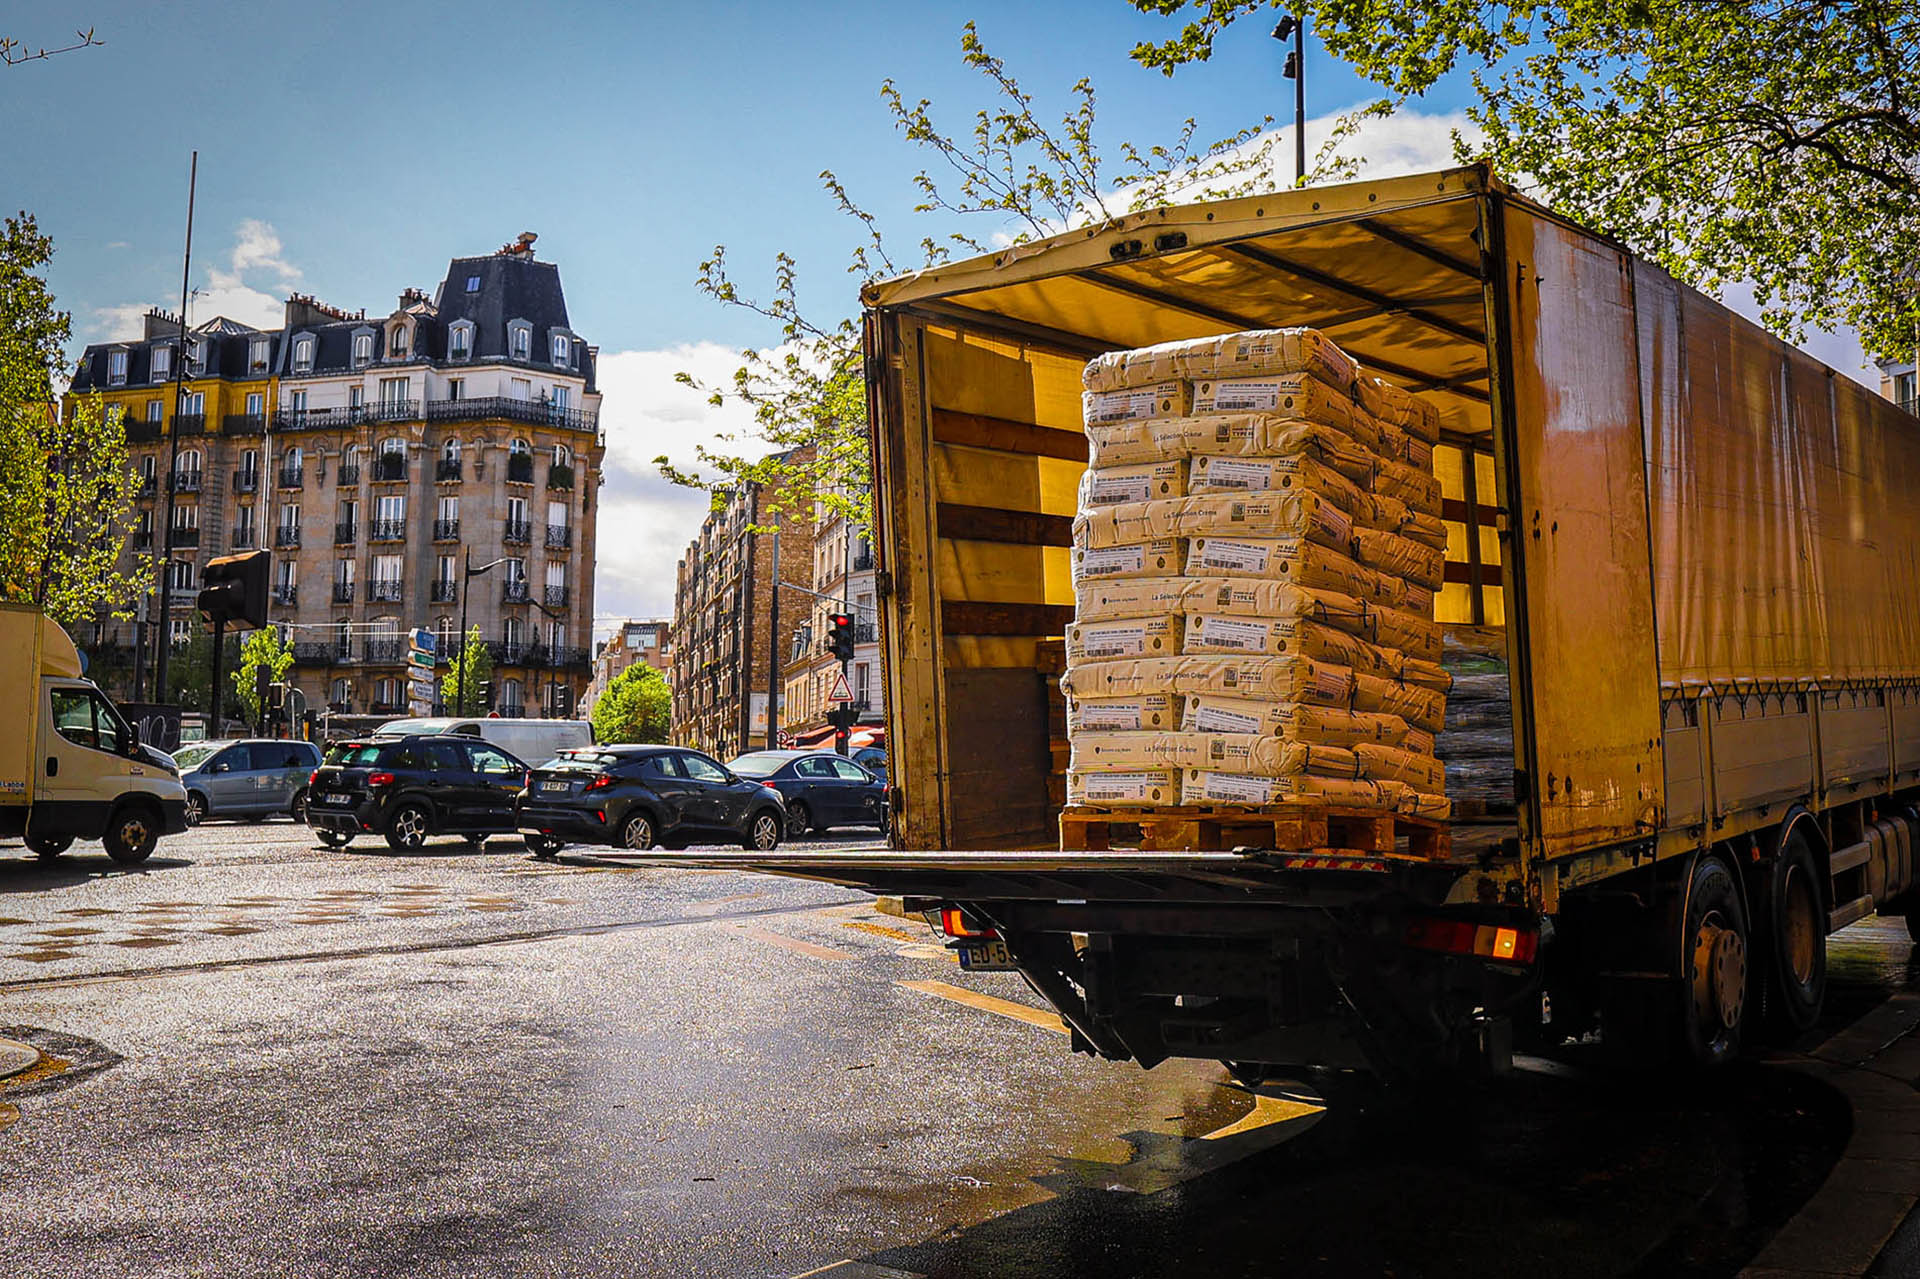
[171, 738, 322, 825]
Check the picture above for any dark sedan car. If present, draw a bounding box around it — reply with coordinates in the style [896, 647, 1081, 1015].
[515, 745, 785, 857]
[307, 734, 530, 851]
[729, 749, 887, 838]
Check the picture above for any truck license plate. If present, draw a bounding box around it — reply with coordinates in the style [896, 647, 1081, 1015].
[956, 940, 1016, 971]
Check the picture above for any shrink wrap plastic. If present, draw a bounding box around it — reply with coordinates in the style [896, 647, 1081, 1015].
[1070, 539, 1184, 585]
[1068, 769, 1180, 807]
[1071, 731, 1359, 778]
[1064, 614, 1183, 663]
[1074, 492, 1354, 552]
[1083, 327, 1359, 393]
[1083, 382, 1192, 424]
[1190, 452, 1367, 512]
[1356, 375, 1442, 444]
[1078, 459, 1187, 507]
[1068, 693, 1180, 732]
[1182, 696, 1411, 748]
[1182, 771, 1392, 807]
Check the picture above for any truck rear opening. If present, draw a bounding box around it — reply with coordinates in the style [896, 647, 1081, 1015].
[657, 164, 1920, 1081]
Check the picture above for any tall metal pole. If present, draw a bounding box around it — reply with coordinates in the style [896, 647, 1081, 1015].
[766, 524, 780, 748]
[1292, 19, 1306, 186]
[207, 615, 225, 733]
[153, 150, 197, 703]
[457, 546, 472, 715]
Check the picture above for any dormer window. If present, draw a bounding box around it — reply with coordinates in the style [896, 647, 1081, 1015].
[188, 339, 206, 375]
[352, 332, 373, 368]
[151, 344, 172, 381]
[508, 320, 531, 361]
[551, 333, 570, 367]
[293, 335, 314, 373]
[465, 275, 481, 292]
[108, 350, 127, 385]
[389, 325, 409, 358]
[448, 320, 473, 361]
[249, 337, 269, 371]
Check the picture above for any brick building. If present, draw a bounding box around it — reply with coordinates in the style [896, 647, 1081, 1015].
[669, 455, 813, 758]
[67, 235, 604, 722]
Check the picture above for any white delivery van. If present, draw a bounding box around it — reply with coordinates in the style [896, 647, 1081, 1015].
[0, 602, 190, 862]
[373, 716, 594, 766]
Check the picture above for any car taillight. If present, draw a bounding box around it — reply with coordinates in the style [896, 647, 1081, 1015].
[940, 907, 998, 940]
[586, 774, 613, 792]
[1403, 916, 1538, 965]
[367, 771, 396, 788]
[761, 780, 779, 790]
[308, 769, 319, 787]
[523, 770, 532, 789]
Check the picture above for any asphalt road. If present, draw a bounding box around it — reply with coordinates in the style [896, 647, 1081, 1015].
[0, 821, 1911, 1278]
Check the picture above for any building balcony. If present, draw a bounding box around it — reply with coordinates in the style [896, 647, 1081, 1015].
[169, 526, 200, 548]
[272, 584, 297, 606]
[221, 413, 265, 436]
[332, 581, 356, 604]
[336, 464, 360, 487]
[435, 459, 462, 482]
[854, 620, 877, 643]
[370, 519, 406, 542]
[363, 639, 406, 663]
[372, 455, 408, 483]
[137, 475, 158, 497]
[293, 642, 343, 666]
[334, 522, 357, 545]
[424, 396, 599, 434]
[506, 456, 535, 485]
[367, 400, 419, 423]
[277, 467, 303, 490]
[170, 470, 202, 494]
[133, 531, 153, 551]
[368, 699, 406, 716]
[230, 526, 255, 549]
[432, 519, 460, 542]
[488, 641, 527, 665]
[126, 421, 162, 444]
[543, 585, 569, 609]
[367, 580, 403, 603]
[544, 524, 571, 550]
[852, 548, 875, 572]
[430, 579, 457, 602]
[171, 414, 206, 436]
[274, 401, 422, 432]
[274, 526, 301, 549]
[547, 463, 574, 490]
[503, 520, 531, 544]
[232, 468, 258, 493]
[502, 581, 531, 605]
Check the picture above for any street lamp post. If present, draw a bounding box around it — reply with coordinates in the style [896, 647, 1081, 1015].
[457, 549, 509, 716]
[1273, 15, 1305, 186]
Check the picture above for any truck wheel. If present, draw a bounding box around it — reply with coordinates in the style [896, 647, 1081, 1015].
[25, 833, 72, 860]
[1680, 854, 1750, 1069]
[384, 803, 432, 851]
[103, 807, 159, 865]
[1764, 833, 1827, 1035]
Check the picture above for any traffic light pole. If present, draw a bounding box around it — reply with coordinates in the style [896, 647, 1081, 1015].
[207, 615, 225, 735]
[767, 527, 781, 749]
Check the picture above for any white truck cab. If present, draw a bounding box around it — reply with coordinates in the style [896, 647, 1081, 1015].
[1, 603, 189, 863]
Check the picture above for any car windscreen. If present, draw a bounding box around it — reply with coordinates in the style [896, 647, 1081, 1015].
[728, 752, 789, 777]
[171, 743, 221, 768]
[324, 743, 387, 766]
[539, 750, 622, 771]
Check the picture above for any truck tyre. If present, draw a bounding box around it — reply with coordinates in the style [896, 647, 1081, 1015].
[1679, 854, 1750, 1069]
[1764, 832, 1827, 1036]
[25, 833, 72, 860]
[103, 806, 159, 865]
[384, 802, 432, 851]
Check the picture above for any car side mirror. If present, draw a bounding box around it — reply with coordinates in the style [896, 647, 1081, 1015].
[126, 722, 141, 749]
[208, 761, 228, 773]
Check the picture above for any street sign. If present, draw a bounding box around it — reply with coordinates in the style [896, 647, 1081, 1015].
[407, 627, 436, 670]
[827, 670, 854, 704]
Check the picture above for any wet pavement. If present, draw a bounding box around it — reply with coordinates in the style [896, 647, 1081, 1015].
[0, 821, 1912, 1277]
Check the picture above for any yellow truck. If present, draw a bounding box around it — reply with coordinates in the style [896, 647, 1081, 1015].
[0, 602, 189, 863]
[684, 165, 1920, 1078]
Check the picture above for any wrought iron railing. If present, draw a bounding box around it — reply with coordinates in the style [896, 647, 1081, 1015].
[367, 581, 403, 603]
[435, 459, 462, 482]
[272, 584, 298, 605]
[423, 396, 599, 432]
[547, 463, 574, 489]
[502, 581, 532, 604]
[336, 464, 360, 487]
[432, 519, 460, 541]
[506, 456, 535, 484]
[232, 468, 258, 493]
[274, 526, 301, 548]
[503, 520, 532, 544]
[170, 526, 200, 547]
[230, 526, 255, 548]
[545, 524, 571, 549]
[543, 585, 569, 608]
[370, 519, 406, 542]
[221, 414, 265, 436]
[363, 639, 406, 662]
[277, 467, 303, 489]
[171, 414, 206, 435]
[171, 470, 202, 493]
[372, 455, 408, 482]
[431, 579, 457, 602]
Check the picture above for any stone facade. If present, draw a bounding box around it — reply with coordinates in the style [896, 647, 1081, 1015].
[581, 619, 671, 720]
[781, 498, 883, 747]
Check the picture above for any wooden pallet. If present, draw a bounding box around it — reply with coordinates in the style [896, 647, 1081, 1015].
[1060, 804, 1452, 859]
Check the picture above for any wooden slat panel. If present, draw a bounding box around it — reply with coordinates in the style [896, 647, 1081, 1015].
[937, 503, 1074, 547]
[1444, 561, 1504, 587]
[1440, 497, 1500, 526]
[943, 601, 1075, 636]
[932, 408, 1089, 462]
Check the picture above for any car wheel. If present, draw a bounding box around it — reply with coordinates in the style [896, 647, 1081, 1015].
[185, 792, 208, 826]
[385, 802, 432, 852]
[103, 807, 159, 865]
[317, 830, 351, 848]
[621, 812, 656, 850]
[25, 833, 72, 860]
[289, 789, 309, 822]
[785, 801, 811, 840]
[743, 809, 782, 852]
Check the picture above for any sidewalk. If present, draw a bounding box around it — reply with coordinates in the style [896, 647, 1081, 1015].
[1742, 987, 1920, 1277]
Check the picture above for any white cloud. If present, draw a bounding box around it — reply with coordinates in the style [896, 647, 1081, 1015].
[89, 218, 301, 340]
[590, 341, 778, 631]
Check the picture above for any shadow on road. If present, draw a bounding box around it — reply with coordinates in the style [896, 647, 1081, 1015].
[0, 852, 193, 893]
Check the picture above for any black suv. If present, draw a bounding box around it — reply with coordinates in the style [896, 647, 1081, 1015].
[516, 745, 785, 856]
[307, 733, 530, 851]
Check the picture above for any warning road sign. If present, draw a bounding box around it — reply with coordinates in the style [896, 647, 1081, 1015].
[827, 670, 854, 704]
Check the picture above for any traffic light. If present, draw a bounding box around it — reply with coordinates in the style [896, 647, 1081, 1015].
[827, 613, 856, 662]
[198, 549, 270, 630]
[477, 678, 493, 710]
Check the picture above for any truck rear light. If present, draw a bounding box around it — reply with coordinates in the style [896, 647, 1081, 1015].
[367, 771, 395, 788]
[1403, 916, 1537, 965]
[941, 907, 998, 939]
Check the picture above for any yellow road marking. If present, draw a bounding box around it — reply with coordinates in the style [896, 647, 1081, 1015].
[0, 1101, 15, 1131]
[897, 979, 1069, 1035]
[740, 928, 853, 962]
[841, 920, 917, 943]
[1199, 1089, 1324, 1141]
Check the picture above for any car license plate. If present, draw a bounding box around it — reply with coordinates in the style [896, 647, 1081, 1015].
[322, 793, 354, 806]
[956, 940, 1017, 972]
[540, 780, 570, 793]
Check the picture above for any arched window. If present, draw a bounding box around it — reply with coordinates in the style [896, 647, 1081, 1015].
[284, 445, 303, 471]
[178, 448, 202, 475]
[352, 332, 373, 367]
[441, 437, 460, 461]
[388, 325, 409, 358]
[501, 678, 524, 712]
[345, 444, 365, 467]
[509, 437, 530, 457]
[552, 443, 571, 468]
[379, 437, 404, 457]
[448, 321, 473, 361]
[329, 676, 351, 708]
